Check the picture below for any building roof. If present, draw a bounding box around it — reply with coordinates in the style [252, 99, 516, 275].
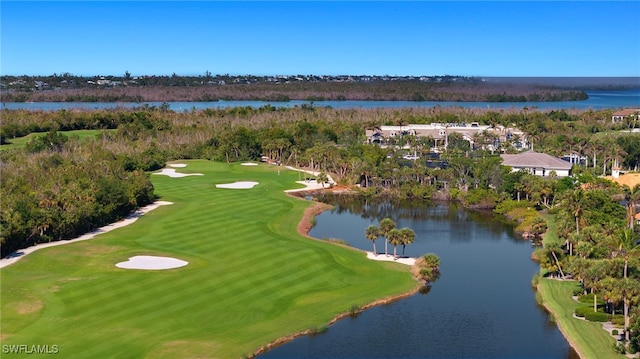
[500, 150, 573, 170]
[612, 109, 640, 117]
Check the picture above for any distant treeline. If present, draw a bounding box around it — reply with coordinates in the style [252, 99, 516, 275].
[2, 105, 639, 258]
[1, 79, 588, 103]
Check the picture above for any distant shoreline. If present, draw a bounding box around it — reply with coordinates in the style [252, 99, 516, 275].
[0, 81, 594, 103]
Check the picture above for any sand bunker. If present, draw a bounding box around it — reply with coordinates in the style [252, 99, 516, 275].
[154, 169, 204, 178]
[116, 255, 188, 270]
[169, 163, 187, 168]
[366, 251, 416, 266]
[216, 181, 259, 189]
[241, 162, 258, 166]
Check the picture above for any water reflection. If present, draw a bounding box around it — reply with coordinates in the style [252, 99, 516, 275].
[260, 195, 578, 358]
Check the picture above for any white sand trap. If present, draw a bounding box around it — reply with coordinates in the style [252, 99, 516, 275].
[216, 181, 259, 189]
[169, 163, 187, 168]
[116, 255, 188, 270]
[241, 162, 258, 166]
[153, 168, 204, 178]
[366, 251, 416, 266]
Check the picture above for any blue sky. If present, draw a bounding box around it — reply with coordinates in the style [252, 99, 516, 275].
[2, 1, 639, 77]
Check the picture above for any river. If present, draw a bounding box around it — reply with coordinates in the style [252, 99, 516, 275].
[260, 196, 578, 359]
[1, 89, 639, 111]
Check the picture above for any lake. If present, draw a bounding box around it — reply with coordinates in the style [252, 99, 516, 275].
[1, 89, 639, 111]
[259, 196, 578, 359]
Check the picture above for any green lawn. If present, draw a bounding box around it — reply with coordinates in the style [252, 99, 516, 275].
[538, 213, 626, 359]
[0, 129, 114, 150]
[0, 160, 417, 358]
[538, 279, 625, 359]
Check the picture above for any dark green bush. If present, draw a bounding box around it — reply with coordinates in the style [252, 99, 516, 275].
[611, 316, 625, 326]
[574, 306, 591, 317]
[584, 311, 609, 322]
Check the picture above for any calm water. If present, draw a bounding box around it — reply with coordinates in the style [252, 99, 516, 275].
[2, 89, 639, 111]
[260, 196, 578, 359]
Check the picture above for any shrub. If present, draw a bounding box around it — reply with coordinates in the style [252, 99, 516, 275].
[531, 274, 540, 287]
[464, 188, 499, 209]
[349, 304, 361, 317]
[584, 311, 609, 322]
[494, 199, 535, 215]
[308, 325, 328, 335]
[577, 293, 605, 305]
[572, 287, 585, 296]
[612, 329, 619, 336]
[574, 306, 591, 318]
[613, 342, 627, 354]
[611, 316, 625, 326]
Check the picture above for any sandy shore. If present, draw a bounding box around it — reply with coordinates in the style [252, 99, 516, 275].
[284, 166, 336, 192]
[366, 251, 416, 266]
[0, 201, 173, 269]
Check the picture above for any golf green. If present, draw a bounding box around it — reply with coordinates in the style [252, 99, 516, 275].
[1, 160, 417, 358]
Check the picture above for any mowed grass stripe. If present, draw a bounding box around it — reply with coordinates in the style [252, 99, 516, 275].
[1, 160, 416, 358]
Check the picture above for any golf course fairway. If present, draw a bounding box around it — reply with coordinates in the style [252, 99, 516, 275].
[1, 160, 417, 358]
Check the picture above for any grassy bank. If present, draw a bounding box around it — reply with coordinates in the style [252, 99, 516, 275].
[538, 279, 624, 359]
[538, 213, 625, 359]
[0, 160, 417, 358]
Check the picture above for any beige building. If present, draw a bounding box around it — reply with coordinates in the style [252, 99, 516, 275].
[612, 109, 640, 124]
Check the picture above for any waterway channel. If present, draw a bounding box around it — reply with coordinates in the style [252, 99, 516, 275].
[2, 89, 638, 111]
[260, 195, 579, 358]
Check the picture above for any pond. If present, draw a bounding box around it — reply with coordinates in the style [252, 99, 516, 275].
[260, 195, 578, 358]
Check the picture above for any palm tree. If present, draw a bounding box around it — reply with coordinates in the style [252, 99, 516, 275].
[561, 188, 586, 256]
[379, 217, 396, 257]
[626, 184, 640, 230]
[412, 253, 441, 283]
[577, 259, 607, 312]
[614, 228, 636, 279]
[600, 277, 640, 343]
[387, 228, 402, 259]
[546, 242, 566, 279]
[399, 227, 415, 257]
[365, 225, 380, 256]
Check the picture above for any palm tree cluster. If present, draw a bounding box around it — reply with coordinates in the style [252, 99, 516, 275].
[365, 218, 415, 260]
[539, 180, 640, 351]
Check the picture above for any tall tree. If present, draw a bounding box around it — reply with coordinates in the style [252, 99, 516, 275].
[379, 217, 396, 257]
[387, 228, 402, 259]
[399, 227, 415, 256]
[365, 225, 380, 256]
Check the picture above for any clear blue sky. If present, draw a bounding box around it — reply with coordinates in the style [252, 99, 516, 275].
[2, 1, 639, 77]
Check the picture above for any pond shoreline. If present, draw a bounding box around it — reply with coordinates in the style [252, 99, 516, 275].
[537, 281, 586, 359]
[252, 195, 422, 358]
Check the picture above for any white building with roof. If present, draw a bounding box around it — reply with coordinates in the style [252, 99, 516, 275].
[500, 150, 573, 177]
